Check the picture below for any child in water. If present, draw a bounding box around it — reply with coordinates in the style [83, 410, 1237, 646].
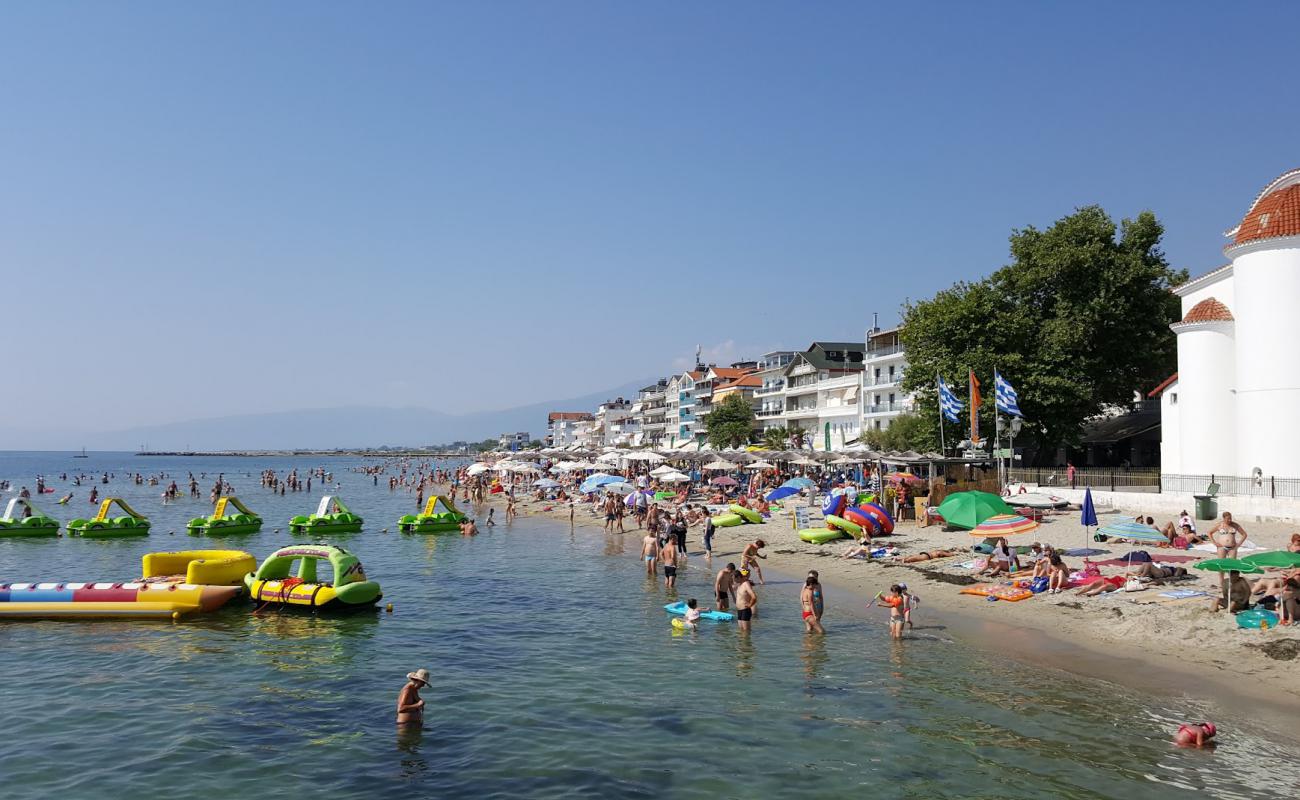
[876, 584, 905, 639]
[684, 598, 701, 630]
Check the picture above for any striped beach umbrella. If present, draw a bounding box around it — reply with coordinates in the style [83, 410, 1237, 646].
[970, 513, 1039, 537]
[1096, 520, 1168, 543]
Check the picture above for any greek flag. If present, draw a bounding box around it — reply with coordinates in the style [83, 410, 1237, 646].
[937, 376, 962, 423]
[994, 370, 1022, 417]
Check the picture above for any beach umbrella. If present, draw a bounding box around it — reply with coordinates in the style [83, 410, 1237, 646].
[649, 464, 678, 477]
[623, 451, 664, 463]
[766, 486, 799, 502]
[970, 514, 1039, 537]
[1096, 520, 1168, 543]
[934, 491, 1016, 530]
[603, 482, 636, 495]
[659, 472, 691, 483]
[1080, 486, 1099, 554]
[1192, 558, 1264, 575]
[1013, 493, 1070, 510]
[781, 477, 817, 490]
[745, 460, 776, 470]
[710, 476, 738, 487]
[579, 473, 620, 494]
[1242, 551, 1300, 569]
[466, 463, 491, 476]
[532, 478, 561, 488]
[830, 456, 862, 465]
[702, 459, 736, 471]
[791, 457, 820, 467]
[886, 471, 917, 481]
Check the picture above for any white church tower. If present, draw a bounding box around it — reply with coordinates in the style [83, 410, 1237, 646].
[1160, 167, 1300, 486]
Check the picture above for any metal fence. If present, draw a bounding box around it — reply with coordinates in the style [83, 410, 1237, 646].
[1161, 473, 1300, 499]
[1008, 466, 1161, 493]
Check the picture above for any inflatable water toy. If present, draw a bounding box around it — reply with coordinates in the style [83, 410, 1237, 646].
[842, 506, 881, 535]
[288, 495, 363, 535]
[711, 513, 744, 527]
[0, 551, 250, 620]
[663, 601, 734, 622]
[1236, 608, 1280, 629]
[0, 581, 242, 619]
[729, 504, 762, 524]
[397, 495, 467, 534]
[959, 584, 1034, 602]
[822, 492, 846, 517]
[0, 499, 60, 538]
[799, 527, 847, 544]
[654, 491, 676, 502]
[824, 514, 862, 538]
[66, 498, 150, 538]
[855, 492, 876, 506]
[186, 496, 263, 536]
[858, 502, 895, 534]
[141, 549, 257, 586]
[671, 617, 690, 630]
[245, 544, 382, 611]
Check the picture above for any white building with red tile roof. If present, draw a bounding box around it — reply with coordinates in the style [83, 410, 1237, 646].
[1159, 167, 1300, 489]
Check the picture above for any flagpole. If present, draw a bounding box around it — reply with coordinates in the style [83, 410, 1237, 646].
[936, 372, 946, 456]
[994, 367, 1003, 491]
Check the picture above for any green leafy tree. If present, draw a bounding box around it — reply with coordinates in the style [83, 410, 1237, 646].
[901, 207, 1186, 461]
[528, 439, 545, 449]
[862, 414, 935, 452]
[476, 438, 498, 452]
[703, 394, 757, 449]
[762, 426, 790, 451]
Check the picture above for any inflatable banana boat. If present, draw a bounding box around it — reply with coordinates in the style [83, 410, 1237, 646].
[187, 496, 263, 536]
[397, 495, 467, 534]
[245, 544, 381, 611]
[0, 498, 60, 537]
[728, 504, 763, 524]
[66, 498, 150, 538]
[288, 495, 363, 535]
[0, 550, 253, 619]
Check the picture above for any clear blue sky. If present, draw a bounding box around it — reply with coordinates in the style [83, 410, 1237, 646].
[3, 1, 1297, 430]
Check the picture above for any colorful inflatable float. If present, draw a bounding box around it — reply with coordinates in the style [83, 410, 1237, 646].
[728, 504, 763, 524]
[288, 495, 363, 535]
[799, 527, 847, 544]
[710, 512, 745, 527]
[187, 496, 263, 536]
[664, 600, 734, 622]
[397, 495, 467, 534]
[0, 498, 60, 538]
[0, 550, 253, 619]
[66, 498, 150, 538]
[245, 544, 382, 611]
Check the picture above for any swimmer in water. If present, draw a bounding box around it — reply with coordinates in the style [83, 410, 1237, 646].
[57, 493, 73, 505]
[1174, 721, 1216, 748]
[800, 576, 825, 634]
[876, 584, 905, 639]
[396, 669, 429, 726]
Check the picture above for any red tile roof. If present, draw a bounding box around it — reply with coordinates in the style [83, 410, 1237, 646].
[1233, 168, 1300, 246]
[548, 411, 594, 423]
[1182, 297, 1234, 323]
[708, 367, 756, 380]
[1148, 373, 1178, 397]
[715, 374, 761, 391]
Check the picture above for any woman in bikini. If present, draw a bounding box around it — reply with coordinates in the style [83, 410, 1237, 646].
[901, 548, 961, 563]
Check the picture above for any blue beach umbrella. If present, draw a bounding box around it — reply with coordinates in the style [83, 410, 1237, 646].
[765, 486, 799, 502]
[532, 478, 561, 489]
[1080, 487, 1098, 551]
[579, 474, 621, 494]
[781, 477, 817, 491]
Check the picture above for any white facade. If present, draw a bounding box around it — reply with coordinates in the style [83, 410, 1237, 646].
[756, 351, 794, 432]
[862, 327, 911, 431]
[547, 415, 592, 447]
[594, 399, 633, 448]
[498, 431, 530, 450]
[1160, 167, 1300, 484]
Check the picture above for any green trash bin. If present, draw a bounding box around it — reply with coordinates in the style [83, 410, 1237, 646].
[1193, 482, 1220, 520]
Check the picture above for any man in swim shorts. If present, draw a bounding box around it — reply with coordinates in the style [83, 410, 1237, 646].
[734, 570, 757, 631]
[660, 532, 679, 588]
[714, 563, 737, 610]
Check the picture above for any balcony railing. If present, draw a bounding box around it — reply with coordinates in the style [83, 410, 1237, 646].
[785, 405, 818, 416]
[756, 408, 783, 417]
[865, 402, 908, 414]
[755, 383, 785, 395]
[866, 344, 904, 359]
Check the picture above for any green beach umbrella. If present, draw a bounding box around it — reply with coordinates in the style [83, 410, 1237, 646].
[935, 491, 1016, 530]
[1241, 551, 1300, 569]
[1192, 558, 1264, 575]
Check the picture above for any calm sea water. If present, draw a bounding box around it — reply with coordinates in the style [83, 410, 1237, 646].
[1, 451, 1296, 799]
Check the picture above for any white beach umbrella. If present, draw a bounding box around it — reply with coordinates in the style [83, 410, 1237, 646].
[649, 464, 678, 477]
[466, 463, 491, 476]
[745, 460, 776, 470]
[702, 459, 736, 471]
[596, 452, 623, 464]
[658, 472, 692, 483]
[791, 457, 820, 467]
[622, 451, 665, 463]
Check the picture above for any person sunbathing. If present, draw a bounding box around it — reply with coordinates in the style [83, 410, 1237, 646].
[840, 542, 872, 560]
[1046, 554, 1072, 594]
[900, 548, 961, 563]
[1031, 545, 1057, 578]
[1250, 570, 1300, 598]
[1288, 533, 1300, 554]
[1128, 563, 1188, 584]
[1076, 574, 1126, 596]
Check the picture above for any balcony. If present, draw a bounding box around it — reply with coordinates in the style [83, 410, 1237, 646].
[866, 344, 904, 359]
[785, 405, 818, 417]
[756, 408, 783, 418]
[817, 374, 860, 389]
[755, 383, 785, 396]
[864, 402, 909, 414]
[790, 363, 816, 376]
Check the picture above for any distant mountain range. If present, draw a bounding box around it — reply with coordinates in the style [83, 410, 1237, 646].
[2, 379, 653, 451]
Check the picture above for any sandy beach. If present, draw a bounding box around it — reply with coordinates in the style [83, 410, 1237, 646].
[499, 491, 1300, 719]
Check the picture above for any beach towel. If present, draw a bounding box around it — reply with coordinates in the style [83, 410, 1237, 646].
[1191, 541, 1265, 553]
[1091, 554, 1201, 567]
[1157, 589, 1208, 600]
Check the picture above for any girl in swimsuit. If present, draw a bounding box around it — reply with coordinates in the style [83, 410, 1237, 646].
[800, 577, 825, 634]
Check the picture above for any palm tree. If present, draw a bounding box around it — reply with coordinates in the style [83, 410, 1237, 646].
[762, 426, 789, 451]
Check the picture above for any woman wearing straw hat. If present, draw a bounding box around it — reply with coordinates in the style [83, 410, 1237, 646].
[397, 668, 430, 726]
